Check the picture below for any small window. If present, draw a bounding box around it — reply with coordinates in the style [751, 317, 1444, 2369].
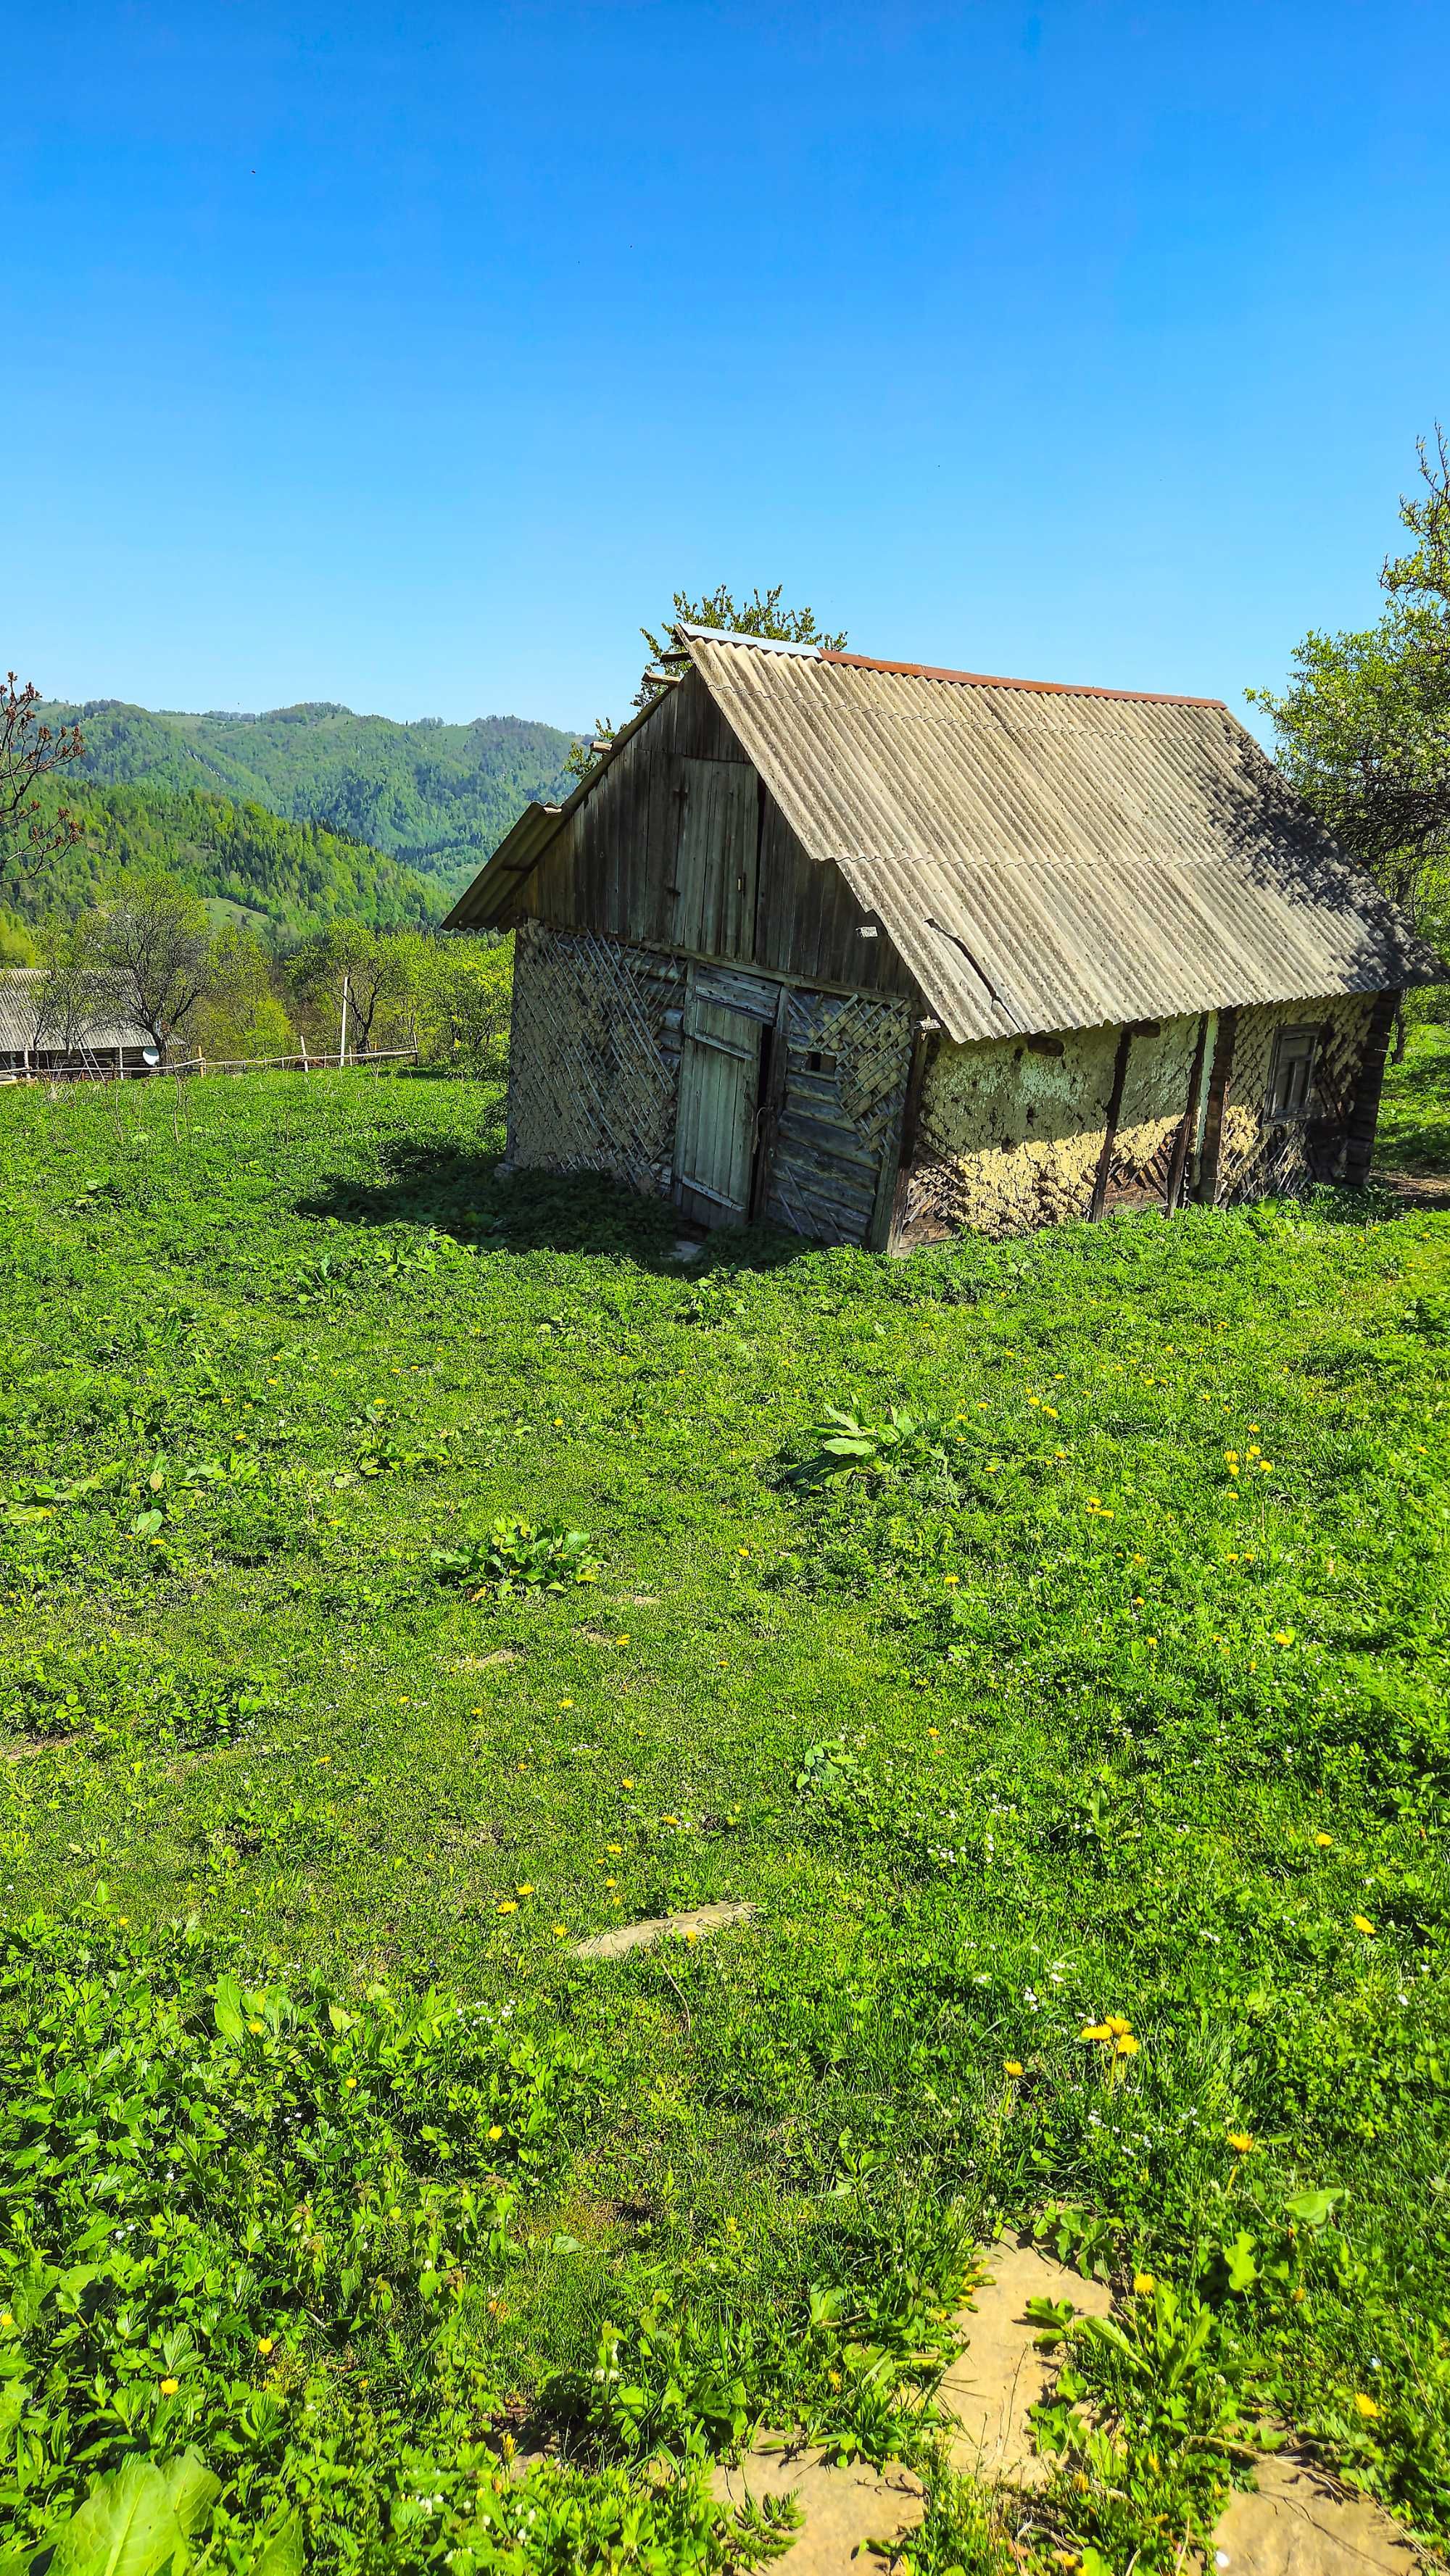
[804, 1048, 839, 1077]
[1267, 1025, 1319, 1121]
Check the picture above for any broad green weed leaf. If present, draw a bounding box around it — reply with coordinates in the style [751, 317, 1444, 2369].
[212, 1975, 245, 2045]
[49, 2449, 218, 2576]
[1283, 2187, 1347, 2226]
[253, 2519, 302, 2576]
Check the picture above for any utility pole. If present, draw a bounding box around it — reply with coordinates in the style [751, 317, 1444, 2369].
[339, 973, 349, 1069]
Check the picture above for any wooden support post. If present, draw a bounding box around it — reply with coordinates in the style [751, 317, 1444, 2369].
[1194, 1007, 1238, 1205]
[339, 974, 349, 1069]
[1089, 1026, 1135, 1221]
[1164, 1012, 1210, 1214]
[886, 1019, 940, 1251]
[748, 984, 790, 1223]
[1341, 989, 1400, 1187]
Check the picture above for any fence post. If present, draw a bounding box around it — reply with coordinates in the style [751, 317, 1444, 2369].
[339, 976, 349, 1070]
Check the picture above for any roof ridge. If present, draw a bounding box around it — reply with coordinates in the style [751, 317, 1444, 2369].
[816, 649, 1227, 709]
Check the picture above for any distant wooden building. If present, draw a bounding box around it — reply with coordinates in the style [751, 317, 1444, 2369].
[443, 630, 1441, 1246]
[0, 970, 157, 1080]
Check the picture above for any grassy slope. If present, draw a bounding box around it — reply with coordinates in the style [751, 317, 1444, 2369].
[1, 1037, 1448, 2565]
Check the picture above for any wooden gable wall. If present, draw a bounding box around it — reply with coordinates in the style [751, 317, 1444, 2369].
[523, 670, 922, 1006]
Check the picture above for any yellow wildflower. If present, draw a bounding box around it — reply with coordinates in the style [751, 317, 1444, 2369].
[1080, 2023, 1112, 2043]
[1004, 2059, 1024, 2079]
[1114, 2032, 1140, 2057]
[1353, 2393, 1381, 2420]
[257, 2337, 275, 2356]
[496, 1900, 518, 1916]
[1132, 2272, 1156, 2295]
[160, 2377, 180, 2395]
[488, 2124, 504, 2140]
[1353, 1914, 1375, 1936]
[1226, 2131, 1255, 2153]
[1315, 1832, 1333, 1848]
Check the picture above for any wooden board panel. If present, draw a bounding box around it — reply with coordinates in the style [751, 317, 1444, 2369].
[763, 988, 914, 1247]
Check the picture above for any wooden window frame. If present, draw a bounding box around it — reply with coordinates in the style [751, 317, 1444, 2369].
[1266, 1023, 1320, 1122]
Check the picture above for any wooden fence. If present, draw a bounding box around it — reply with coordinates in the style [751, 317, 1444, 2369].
[0, 1046, 420, 1087]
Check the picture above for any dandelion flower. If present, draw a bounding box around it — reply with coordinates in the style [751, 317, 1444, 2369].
[1114, 2032, 1140, 2057]
[1315, 1832, 1333, 1848]
[496, 1900, 518, 1915]
[553, 1924, 567, 1937]
[160, 2377, 180, 2395]
[488, 2124, 504, 2141]
[1226, 2131, 1255, 2153]
[1080, 2023, 1112, 2043]
[1353, 2393, 1381, 2420]
[257, 2337, 275, 2356]
[1132, 2272, 1156, 2295]
[1353, 1914, 1375, 1936]
[1275, 1631, 1293, 1646]
[1004, 2059, 1024, 2079]
[515, 1883, 534, 1897]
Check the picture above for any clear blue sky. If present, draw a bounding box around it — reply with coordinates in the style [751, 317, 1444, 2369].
[7, 1, 1448, 736]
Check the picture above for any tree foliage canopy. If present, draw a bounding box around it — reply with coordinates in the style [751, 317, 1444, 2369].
[567, 585, 846, 780]
[1249, 433, 1450, 951]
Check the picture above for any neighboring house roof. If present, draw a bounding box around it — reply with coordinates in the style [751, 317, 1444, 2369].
[0, 968, 154, 1058]
[445, 629, 1444, 1043]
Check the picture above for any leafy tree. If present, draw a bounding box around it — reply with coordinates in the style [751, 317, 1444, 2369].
[0, 676, 85, 890]
[193, 925, 294, 1063]
[567, 586, 847, 780]
[1248, 433, 1450, 973]
[85, 870, 214, 1062]
[407, 930, 514, 1072]
[289, 921, 417, 1057]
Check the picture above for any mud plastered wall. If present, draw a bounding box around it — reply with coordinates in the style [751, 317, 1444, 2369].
[903, 1015, 1201, 1240]
[1215, 994, 1376, 1202]
[505, 921, 685, 1196]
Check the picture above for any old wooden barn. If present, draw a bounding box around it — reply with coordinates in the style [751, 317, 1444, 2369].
[443, 628, 1441, 1246]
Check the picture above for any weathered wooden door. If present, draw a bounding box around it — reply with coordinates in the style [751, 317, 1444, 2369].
[672, 965, 772, 1228]
[668, 759, 759, 957]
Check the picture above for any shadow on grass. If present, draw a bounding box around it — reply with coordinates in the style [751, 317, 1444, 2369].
[297, 1140, 817, 1273]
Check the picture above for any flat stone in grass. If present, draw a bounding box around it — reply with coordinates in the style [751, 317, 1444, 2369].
[941, 2235, 1114, 2486]
[1211, 2454, 1418, 2576]
[710, 2444, 924, 2575]
[573, 1900, 755, 1961]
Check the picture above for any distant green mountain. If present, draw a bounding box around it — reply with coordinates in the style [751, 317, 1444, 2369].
[41, 698, 581, 892]
[9, 781, 444, 942]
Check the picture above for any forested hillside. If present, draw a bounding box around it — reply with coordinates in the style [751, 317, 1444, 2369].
[40, 697, 579, 889]
[6, 781, 443, 942]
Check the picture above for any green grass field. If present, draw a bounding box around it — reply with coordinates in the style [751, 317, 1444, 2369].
[2, 1034, 1448, 2575]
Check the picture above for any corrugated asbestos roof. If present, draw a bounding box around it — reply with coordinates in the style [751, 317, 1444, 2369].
[444, 630, 1443, 1042]
[0, 969, 153, 1056]
[689, 636, 1442, 1041]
